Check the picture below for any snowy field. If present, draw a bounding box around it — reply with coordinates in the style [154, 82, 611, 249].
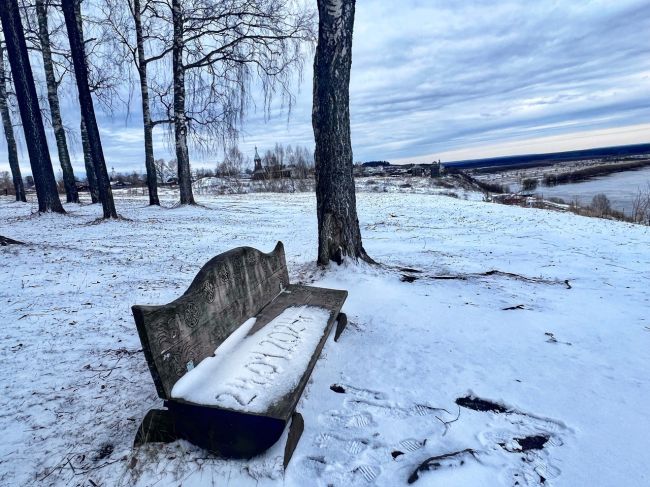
[1, 190, 649, 486]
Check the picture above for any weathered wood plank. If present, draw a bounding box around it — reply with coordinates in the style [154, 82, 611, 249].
[133, 409, 177, 446]
[335, 312, 348, 342]
[284, 412, 304, 468]
[133, 242, 289, 399]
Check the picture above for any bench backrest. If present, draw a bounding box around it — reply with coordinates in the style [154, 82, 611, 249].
[132, 241, 290, 399]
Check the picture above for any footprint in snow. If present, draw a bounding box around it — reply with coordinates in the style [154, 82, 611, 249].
[329, 383, 442, 420]
[392, 439, 426, 460]
[314, 382, 444, 484]
[316, 433, 369, 455]
[329, 383, 388, 400]
[346, 398, 444, 420]
[456, 395, 569, 486]
[399, 438, 426, 452]
[320, 409, 375, 429]
[353, 464, 381, 483]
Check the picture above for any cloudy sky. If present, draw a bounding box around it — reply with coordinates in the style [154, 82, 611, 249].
[2, 0, 649, 174]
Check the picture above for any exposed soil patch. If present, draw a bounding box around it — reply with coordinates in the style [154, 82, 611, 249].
[498, 434, 550, 453]
[545, 332, 572, 346]
[401, 274, 419, 283]
[515, 434, 549, 451]
[392, 450, 404, 459]
[456, 396, 509, 413]
[94, 443, 114, 461]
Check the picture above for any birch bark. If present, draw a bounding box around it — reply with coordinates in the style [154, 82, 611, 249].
[0, 42, 26, 202]
[172, 0, 194, 205]
[313, 0, 371, 265]
[133, 0, 159, 205]
[35, 0, 78, 203]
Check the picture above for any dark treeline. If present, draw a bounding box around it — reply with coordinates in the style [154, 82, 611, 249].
[542, 158, 650, 187]
[446, 143, 650, 172]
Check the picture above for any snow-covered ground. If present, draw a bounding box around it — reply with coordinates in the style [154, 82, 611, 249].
[1, 190, 649, 486]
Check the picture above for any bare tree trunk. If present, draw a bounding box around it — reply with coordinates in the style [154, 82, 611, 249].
[75, 1, 99, 205]
[313, 0, 370, 265]
[0, 0, 64, 213]
[172, 0, 194, 205]
[80, 117, 99, 203]
[62, 0, 117, 218]
[75, 2, 97, 204]
[134, 0, 159, 205]
[35, 0, 78, 203]
[0, 42, 26, 202]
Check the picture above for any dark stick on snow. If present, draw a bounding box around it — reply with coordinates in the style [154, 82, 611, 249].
[0, 235, 24, 246]
[408, 448, 478, 484]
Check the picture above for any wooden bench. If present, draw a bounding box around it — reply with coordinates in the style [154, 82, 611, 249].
[131, 242, 348, 465]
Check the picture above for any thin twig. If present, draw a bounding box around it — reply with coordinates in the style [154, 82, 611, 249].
[435, 406, 461, 436]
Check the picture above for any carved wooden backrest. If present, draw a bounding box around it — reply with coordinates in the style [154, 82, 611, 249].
[132, 242, 290, 399]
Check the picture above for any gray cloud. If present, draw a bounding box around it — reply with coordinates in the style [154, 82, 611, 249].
[1, 0, 649, 174]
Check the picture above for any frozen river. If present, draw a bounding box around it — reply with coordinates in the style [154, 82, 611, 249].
[534, 165, 650, 215]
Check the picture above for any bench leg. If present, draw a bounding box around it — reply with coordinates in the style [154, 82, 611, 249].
[283, 412, 304, 469]
[134, 409, 178, 447]
[334, 312, 348, 342]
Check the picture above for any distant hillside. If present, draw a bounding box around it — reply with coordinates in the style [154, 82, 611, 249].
[444, 143, 650, 171]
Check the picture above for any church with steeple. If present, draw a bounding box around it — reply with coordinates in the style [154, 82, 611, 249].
[252, 147, 266, 180]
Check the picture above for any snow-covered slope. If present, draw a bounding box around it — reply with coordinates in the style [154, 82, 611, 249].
[1, 191, 648, 486]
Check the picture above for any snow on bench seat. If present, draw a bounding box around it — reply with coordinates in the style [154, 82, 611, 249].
[171, 305, 331, 413]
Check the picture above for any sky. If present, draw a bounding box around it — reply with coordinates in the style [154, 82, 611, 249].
[1, 0, 649, 175]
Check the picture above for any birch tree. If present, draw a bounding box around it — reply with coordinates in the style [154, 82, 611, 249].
[313, 0, 370, 264]
[23, 0, 108, 204]
[74, 0, 106, 204]
[0, 0, 64, 213]
[101, 0, 171, 206]
[159, 0, 314, 205]
[171, 0, 193, 204]
[61, 0, 117, 218]
[133, 0, 161, 205]
[0, 40, 26, 202]
[34, 0, 79, 203]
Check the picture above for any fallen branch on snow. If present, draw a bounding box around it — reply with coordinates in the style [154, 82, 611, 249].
[0, 235, 24, 246]
[408, 448, 479, 484]
[398, 267, 570, 287]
